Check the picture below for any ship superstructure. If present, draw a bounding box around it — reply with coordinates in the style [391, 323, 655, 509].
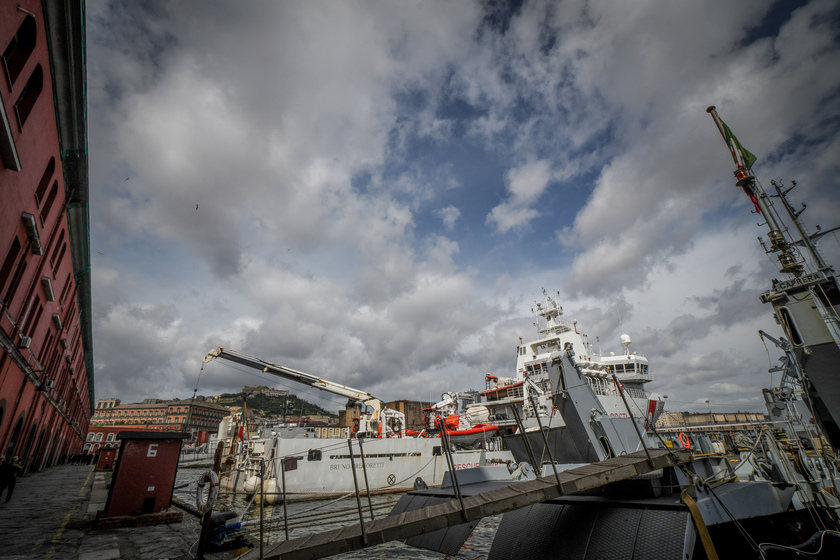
[474, 289, 664, 464]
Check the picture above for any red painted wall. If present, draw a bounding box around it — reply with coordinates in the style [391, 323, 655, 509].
[0, 0, 91, 473]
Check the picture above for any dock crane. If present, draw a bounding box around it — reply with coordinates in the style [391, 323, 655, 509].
[203, 347, 406, 437]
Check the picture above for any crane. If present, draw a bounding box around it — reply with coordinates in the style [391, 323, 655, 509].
[203, 347, 405, 437]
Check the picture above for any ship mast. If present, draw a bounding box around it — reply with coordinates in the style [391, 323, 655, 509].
[707, 106, 840, 449]
[706, 106, 803, 277]
[769, 180, 839, 276]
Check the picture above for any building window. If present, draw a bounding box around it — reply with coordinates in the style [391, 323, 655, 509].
[39, 180, 58, 226]
[21, 295, 40, 336]
[0, 237, 22, 302]
[106, 433, 115, 442]
[35, 158, 55, 206]
[2, 15, 36, 88]
[95, 433, 103, 442]
[1, 245, 26, 307]
[58, 272, 72, 304]
[49, 230, 65, 268]
[86, 432, 94, 441]
[14, 64, 43, 129]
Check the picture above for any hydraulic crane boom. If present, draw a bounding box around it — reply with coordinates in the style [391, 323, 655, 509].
[203, 347, 384, 413]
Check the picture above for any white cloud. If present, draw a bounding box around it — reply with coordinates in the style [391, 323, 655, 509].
[435, 205, 462, 232]
[85, 0, 840, 414]
[486, 158, 553, 233]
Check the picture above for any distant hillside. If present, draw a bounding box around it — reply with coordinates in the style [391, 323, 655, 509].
[216, 392, 336, 419]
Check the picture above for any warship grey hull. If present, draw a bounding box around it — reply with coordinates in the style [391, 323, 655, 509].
[487, 500, 692, 560]
[765, 274, 840, 448]
[796, 340, 840, 445]
[503, 425, 597, 465]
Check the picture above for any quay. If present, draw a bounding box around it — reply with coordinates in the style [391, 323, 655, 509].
[0, 463, 234, 560]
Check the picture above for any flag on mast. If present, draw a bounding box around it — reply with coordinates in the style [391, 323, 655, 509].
[721, 120, 757, 170]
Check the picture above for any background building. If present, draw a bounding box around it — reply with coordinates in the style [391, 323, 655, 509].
[0, 1, 90, 473]
[338, 399, 432, 431]
[85, 398, 230, 453]
[656, 410, 767, 428]
[243, 385, 290, 398]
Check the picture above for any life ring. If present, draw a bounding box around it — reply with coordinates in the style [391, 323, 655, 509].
[196, 470, 219, 514]
[678, 432, 691, 449]
[352, 424, 359, 433]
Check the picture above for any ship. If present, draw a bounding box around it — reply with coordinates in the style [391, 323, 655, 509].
[469, 288, 665, 465]
[381, 109, 840, 559]
[201, 347, 514, 501]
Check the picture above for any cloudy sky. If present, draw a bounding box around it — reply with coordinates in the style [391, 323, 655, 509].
[85, 0, 840, 415]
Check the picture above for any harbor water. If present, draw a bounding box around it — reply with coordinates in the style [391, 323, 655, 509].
[175, 467, 499, 559]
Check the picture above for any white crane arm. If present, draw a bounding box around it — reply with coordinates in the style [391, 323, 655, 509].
[203, 347, 382, 412]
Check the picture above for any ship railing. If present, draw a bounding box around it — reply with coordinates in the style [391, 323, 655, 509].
[615, 372, 652, 384]
[587, 381, 647, 400]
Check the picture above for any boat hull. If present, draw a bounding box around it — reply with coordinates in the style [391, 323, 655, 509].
[220, 437, 514, 500]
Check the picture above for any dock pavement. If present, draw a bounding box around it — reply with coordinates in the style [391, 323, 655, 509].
[0, 463, 234, 560]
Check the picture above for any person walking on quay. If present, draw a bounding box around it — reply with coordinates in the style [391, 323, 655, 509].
[0, 455, 23, 502]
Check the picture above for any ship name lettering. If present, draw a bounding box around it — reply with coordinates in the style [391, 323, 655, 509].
[776, 272, 821, 291]
[330, 461, 385, 471]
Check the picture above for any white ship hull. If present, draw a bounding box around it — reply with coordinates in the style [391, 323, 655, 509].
[220, 436, 513, 500]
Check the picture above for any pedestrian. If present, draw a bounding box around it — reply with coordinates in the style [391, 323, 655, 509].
[0, 456, 22, 502]
[0, 455, 9, 501]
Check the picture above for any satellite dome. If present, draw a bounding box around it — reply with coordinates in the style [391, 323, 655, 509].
[620, 334, 631, 346]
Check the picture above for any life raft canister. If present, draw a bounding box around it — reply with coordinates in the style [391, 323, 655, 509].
[678, 432, 691, 449]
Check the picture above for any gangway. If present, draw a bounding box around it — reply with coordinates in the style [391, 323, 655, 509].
[240, 448, 691, 560]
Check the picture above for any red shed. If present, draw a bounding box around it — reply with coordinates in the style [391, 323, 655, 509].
[103, 431, 189, 518]
[96, 448, 117, 471]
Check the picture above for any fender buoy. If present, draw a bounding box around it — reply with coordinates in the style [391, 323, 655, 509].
[196, 470, 219, 514]
[678, 432, 691, 449]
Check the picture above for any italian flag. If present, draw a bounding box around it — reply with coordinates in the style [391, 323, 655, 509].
[722, 120, 757, 170]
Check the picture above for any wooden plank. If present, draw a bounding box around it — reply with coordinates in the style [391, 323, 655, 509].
[240, 449, 690, 560]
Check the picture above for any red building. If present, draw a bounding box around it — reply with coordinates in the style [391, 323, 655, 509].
[85, 399, 230, 453]
[0, 2, 91, 472]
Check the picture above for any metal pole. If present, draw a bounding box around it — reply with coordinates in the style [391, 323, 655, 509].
[347, 439, 368, 545]
[510, 404, 539, 472]
[612, 373, 653, 465]
[280, 458, 289, 541]
[439, 425, 467, 520]
[528, 395, 561, 486]
[356, 437, 375, 520]
[259, 458, 265, 560]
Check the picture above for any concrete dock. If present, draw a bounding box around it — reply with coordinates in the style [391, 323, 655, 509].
[0, 463, 234, 560]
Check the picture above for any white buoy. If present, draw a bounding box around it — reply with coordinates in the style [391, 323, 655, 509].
[255, 478, 278, 504]
[243, 475, 260, 494]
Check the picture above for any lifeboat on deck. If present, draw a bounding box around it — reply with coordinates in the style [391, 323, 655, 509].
[445, 423, 499, 449]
